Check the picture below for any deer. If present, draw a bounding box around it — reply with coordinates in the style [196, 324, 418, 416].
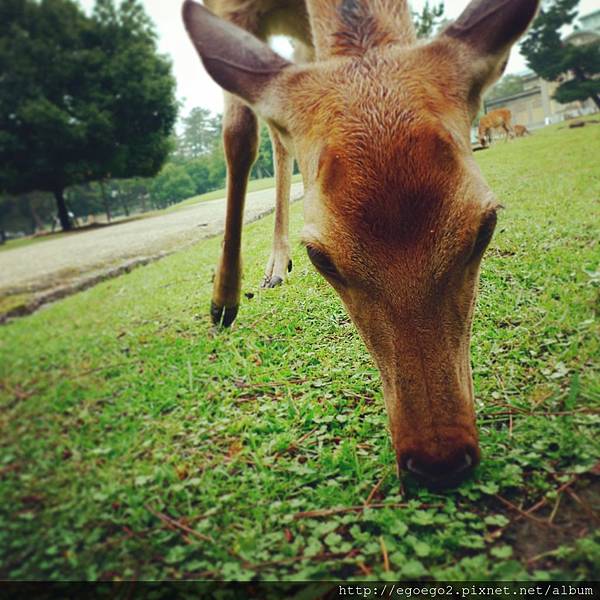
[478, 107, 514, 146]
[514, 124, 531, 137]
[183, 0, 539, 488]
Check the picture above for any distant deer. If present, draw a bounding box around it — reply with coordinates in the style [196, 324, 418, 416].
[514, 124, 531, 137]
[183, 0, 539, 488]
[478, 108, 514, 146]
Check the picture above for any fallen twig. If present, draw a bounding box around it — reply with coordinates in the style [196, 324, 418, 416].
[548, 493, 562, 524]
[380, 536, 390, 572]
[0, 380, 33, 401]
[512, 475, 578, 525]
[480, 408, 600, 422]
[293, 502, 442, 519]
[494, 494, 557, 527]
[526, 548, 561, 566]
[233, 377, 307, 390]
[274, 427, 319, 460]
[364, 469, 391, 506]
[71, 362, 132, 379]
[245, 550, 356, 570]
[564, 488, 600, 525]
[146, 505, 213, 543]
[522, 496, 549, 518]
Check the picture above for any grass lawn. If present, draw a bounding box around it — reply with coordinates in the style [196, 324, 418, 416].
[165, 173, 303, 212]
[0, 123, 599, 581]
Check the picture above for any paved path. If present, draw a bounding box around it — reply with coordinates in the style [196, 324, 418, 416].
[0, 182, 304, 298]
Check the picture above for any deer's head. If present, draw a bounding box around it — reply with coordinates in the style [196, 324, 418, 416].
[183, 0, 539, 487]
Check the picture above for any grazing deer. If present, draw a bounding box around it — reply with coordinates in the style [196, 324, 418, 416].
[183, 0, 539, 488]
[514, 124, 531, 137]
[478, 107, 514, 146]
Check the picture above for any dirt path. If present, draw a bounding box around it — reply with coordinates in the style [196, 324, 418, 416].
[0, 183, 303, 318]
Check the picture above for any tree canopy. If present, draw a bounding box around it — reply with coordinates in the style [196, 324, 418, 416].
[150, 164, 196, 208]
[176, 107, 221, 161]
[521, 0, 600, 110]
[0, 0, 177, 230]
[412, 1, 445, 39]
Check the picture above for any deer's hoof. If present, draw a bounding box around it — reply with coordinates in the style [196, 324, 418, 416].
[261, 274, 284, 288]
[210, 301, 239, 327]
[264, 275, 283, 288]
[262, 251, 292, 289]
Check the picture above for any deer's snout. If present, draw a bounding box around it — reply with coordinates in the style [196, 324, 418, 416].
[398, 442, 480, 489]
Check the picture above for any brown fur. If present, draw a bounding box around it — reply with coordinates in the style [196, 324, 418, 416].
[514, 124, 531, 137]
[183, 0, 539, 486]
[478, 108, 514, 146]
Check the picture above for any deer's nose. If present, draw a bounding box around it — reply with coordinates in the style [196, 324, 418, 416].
[400, 447, 478, 489]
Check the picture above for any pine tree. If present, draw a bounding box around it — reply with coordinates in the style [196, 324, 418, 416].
[521, 0, 600, 110]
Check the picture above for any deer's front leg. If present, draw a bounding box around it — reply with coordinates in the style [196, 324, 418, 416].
[262, 127, 293, 288]
[211, 96, 258, 327]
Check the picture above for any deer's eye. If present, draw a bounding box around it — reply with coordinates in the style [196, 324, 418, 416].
[306, 246, 341, 280]
[470, 210, 497, 260]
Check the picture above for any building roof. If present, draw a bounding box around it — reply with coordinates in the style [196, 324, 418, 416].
[580, 8, 600, 22]
[563, 29, 600, 44]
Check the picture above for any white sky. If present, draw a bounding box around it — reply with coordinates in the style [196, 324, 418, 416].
[80, 0, 600, 117]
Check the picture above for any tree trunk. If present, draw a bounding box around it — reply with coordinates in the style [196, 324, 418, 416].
[0, 229, 6, 245]
[54, 188, 73, 231]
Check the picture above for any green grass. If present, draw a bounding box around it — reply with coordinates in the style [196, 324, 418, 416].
[0, 124, 599, 581]
[165, 173, 303, 212]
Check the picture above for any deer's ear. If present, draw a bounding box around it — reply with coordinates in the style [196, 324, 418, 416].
[441, 0, 539, 103]
[182, 0, 291, 107]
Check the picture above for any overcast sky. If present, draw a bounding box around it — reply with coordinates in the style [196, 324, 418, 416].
[80, 0, 599, 118]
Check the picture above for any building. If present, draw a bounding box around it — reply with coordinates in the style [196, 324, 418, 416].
[483, 10, 599, 130]
[579, 8, 600, 33]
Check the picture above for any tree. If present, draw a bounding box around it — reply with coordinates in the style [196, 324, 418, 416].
[177, 107, 222, 160]
[0, 0, 177, 231]
[0, 192, 54, 238]
[521, 0, 600, 109]
[251, 125, 274, 180]
[205, 146, 227, 190]
[184, 159, 211, 195]
[412, 1, 445, 39]
[486, 74, 525, 101]
[151, 164, 196, 208]
[67, 183, 104, 221]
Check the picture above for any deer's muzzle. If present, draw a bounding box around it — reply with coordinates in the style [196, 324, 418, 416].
[398, 435, 480, 489]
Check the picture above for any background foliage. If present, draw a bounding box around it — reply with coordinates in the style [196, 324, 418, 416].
[521, 0, 600, 109]
[0, 0, 450, 238]
[0, 0, 177, 230]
